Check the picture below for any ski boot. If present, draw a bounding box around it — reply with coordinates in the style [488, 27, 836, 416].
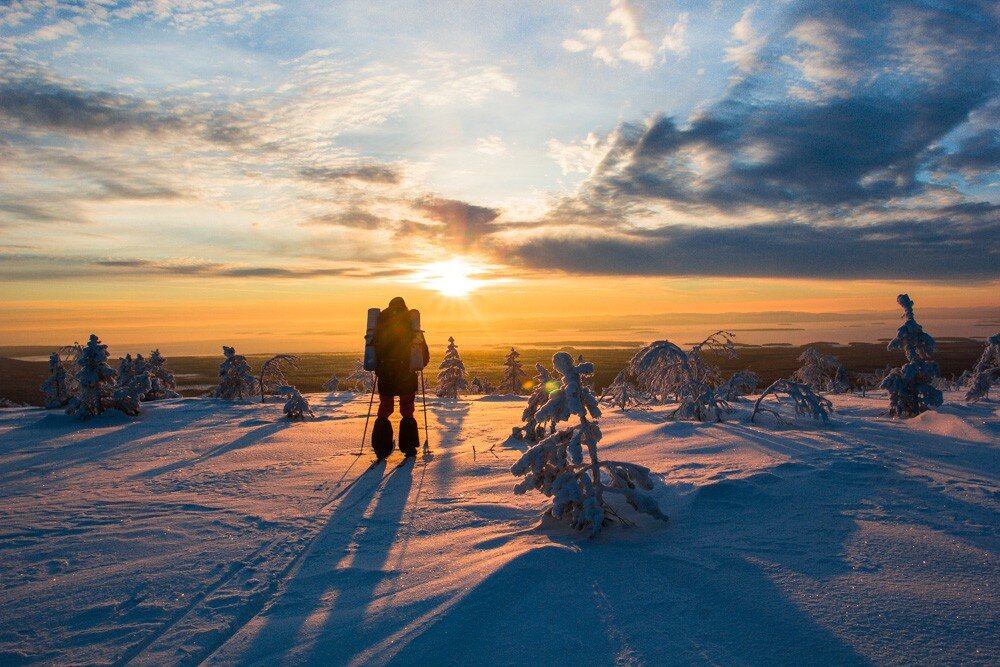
[372, 416, 394, 461]
[399, 416, 419, 458]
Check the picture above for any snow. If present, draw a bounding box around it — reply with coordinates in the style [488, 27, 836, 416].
[0, 391, 998, 664]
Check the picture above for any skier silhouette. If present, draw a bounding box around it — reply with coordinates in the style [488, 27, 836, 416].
[372, 297, 429, 459]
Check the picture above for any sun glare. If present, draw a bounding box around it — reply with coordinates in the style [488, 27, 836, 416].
[416, 258, 487, 297]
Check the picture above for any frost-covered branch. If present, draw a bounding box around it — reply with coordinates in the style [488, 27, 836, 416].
[750, 379, 833, 424]
[259, 354, 299, 403]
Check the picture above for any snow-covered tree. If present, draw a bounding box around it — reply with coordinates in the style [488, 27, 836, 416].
[621, 331, 738, 421]
[279, 385, 313, 420]
[67, 334, 117, 420]
[600, 367, 651, 411]
[113, 373, 152, 417]
[719, 369, 761, 401]
[469, 376, 496, 395]
[213, 346, 258, 400]
[322, 375, 340, 392]
[259, 354, 299, 402]
[499, 347, 528, 394]
[750, 379, 833, 424]
[144, 349, 179, 400]
[436, 336, 467, 399]
[117, 354, 135, 388]
[793, 347, 848, 393]
[852, 370, 884, 398]
[345, 359, 374, 393]
[510, 352, 668, 536]
[40, 352, 71, 409]
[880, 294, 942, 418]
[518, 363, 556, 441]
[57, 343, 83, 395]
[965, 333, 1000, 403]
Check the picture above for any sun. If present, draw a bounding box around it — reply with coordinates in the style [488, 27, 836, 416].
[416, 258, 486, 297]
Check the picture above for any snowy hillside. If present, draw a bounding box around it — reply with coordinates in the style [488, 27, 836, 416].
[0, 392, 998, 665]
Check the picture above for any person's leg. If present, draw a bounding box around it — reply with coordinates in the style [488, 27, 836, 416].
[398, 392, 418, 456]
[372, 394, 395, 459]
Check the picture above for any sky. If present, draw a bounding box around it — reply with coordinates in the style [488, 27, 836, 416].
[0, 0, 998, 353]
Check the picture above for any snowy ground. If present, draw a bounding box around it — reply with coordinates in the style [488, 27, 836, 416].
[0, 391, 997, 666]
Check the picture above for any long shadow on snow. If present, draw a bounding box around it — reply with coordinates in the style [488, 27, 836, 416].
[0, 400, 229, 484]
[427, 400, 469, 495]
[229, 463, 416, 665]
[130, 421, 289, 480]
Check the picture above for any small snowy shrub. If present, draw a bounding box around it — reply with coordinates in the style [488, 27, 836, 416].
[259, 354, 299, 402]
[793, 347, 848, 393]
[499, 347, 528, 394]
[323, 375, 340, 392]
[469, 376, 496, 395]
[67, 334, 117, 420]
[619, 332, 737, 421]
[345, 360, 374, 394]
[965, 333, 1000, 403]
[718, 369, 761, 401]
[436, 336, 467, 399]
[880, 294, 942, 418]
[750, 379, 833, 424]
[213, 346, 258, 400]
[279, 385, 313, 420]
[40, 352, 71, 409]
[510, 352, 668, 536]
[600, 368, 651, 411]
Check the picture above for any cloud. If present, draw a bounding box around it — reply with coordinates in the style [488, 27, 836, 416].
[547, 132, 609, 175]
[298, 164, 401, 184]
[660, 12, 690, 59]
[562, 0, 659, 70]
[475, 136, 506, 155]
[496, 212, 1000, 280]
[576, 0, 999, 211]
[411, 197, 501, 249]
[0, 72, 253, 145]
[302, 209, 388, 229]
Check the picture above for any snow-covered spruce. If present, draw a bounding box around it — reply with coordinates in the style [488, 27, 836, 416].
[40, 352, 72, 409]
[213, 346, 258, 400]
[117, 354, 135, 388]
[965, 333, 1000, 403]
[113, 372, 152, 417]
[279, 385, 314, 420]
[436, 336, 467, 399]
[510, 352, 668, 536]
[718, 369, 762, 401]
[322, 375, 339, 392]
[499, 347, 528, 394]
[880, 294, 942, 418]
[792, 347, 848, 393]
[144, 349, 180, 400]
[259, 354, 299, 402]
[517, 363, 556, 441]
[344, 360, 374, 394]
[750, 379, 833, 424]
[66, 334, 117, 420]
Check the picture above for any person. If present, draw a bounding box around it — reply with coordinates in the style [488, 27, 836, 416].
[372, 296, 429, 459]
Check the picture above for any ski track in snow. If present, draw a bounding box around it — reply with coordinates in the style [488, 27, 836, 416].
[0, 392, 998, 665]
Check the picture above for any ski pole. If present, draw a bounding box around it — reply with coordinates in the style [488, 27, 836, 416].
[357, 373, 377, 456]
[420, 370, 430, 454]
